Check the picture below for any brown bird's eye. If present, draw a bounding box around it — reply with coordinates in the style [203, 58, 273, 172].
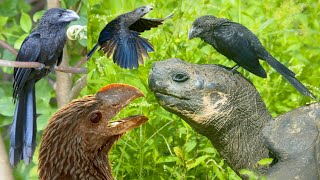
[90, 111, 102, 123]
[111, 104, 120, 109]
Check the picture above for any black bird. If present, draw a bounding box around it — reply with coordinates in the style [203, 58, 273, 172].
[188, 15, 317, 100]
[11, 8, 79, 167]
[87, 6, 173, 69]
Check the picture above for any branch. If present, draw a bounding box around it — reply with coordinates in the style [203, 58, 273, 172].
[70, 74, 87, 100]
[0, 59, 42, 68]
[74, 56, 87, 68]
[54, 66, 87, 74]
[0, 40, 18, 55]
[0, 59, 87, 74]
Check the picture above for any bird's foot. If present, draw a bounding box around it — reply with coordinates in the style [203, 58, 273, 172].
[35, 63, 46, 71]
[230, 65, 240, 73]
[229, 65, 240, 81]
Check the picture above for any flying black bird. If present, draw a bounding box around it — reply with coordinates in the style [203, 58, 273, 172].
[87, 6, 173, 69]
[11, 8, 79, 167]
[188, 15, 317, 100]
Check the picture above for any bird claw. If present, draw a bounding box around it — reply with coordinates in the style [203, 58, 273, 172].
[229, 65, 239, 81]
[36, 64, 46, 71]
[230, 65, 240, 73]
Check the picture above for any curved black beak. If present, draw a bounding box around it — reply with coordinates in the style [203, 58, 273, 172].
[60, 9, 80, 22]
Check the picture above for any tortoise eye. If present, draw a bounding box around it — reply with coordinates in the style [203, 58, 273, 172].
[90, 111, 102, 123]
[172, 72, 189, 82]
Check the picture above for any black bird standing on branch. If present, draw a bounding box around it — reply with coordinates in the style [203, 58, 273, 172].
[87, 6, 173, 69]
[11, 8, 79, 167]
[188, 15, 317, 100]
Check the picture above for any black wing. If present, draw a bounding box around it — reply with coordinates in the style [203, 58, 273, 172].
[13, 32, 41, 100]
[98, 19, 119, 44]
[129, 14, 173, 33]
[101, 31, 154, 69]
[213, 22, 267, 77]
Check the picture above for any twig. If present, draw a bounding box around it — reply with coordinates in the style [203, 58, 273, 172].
[0, 59, 42, 68]
[0, 59, 87, 74]
[74, 56, 87, 68]
[70, 74, 87, 100]
[0, 40, 18, 55]
[54, 66, 87, 74]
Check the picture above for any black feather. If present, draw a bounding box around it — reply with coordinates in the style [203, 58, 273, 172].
[190, 15, 317, 100]
[88, 6, 172, 68]
[11, 8, 78, 167]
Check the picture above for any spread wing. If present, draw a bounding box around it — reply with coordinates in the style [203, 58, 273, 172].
[100, 31, 154, 69]
[98, 19, 119, 44]
[129, 14, 173, 33]
[13, 32, 41, 100]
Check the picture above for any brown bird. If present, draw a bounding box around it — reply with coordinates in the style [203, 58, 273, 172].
[38, 84, 148, 180]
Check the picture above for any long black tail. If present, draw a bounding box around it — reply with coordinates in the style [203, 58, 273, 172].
[265, 54, 317, 101]
[87, 43, 99, 60]
[10, 80, 37, 167]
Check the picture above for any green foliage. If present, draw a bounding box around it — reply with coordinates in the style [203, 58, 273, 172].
[88, 0, 320, 179]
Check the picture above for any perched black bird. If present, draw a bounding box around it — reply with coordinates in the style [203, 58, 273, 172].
[87, 6, 173, 69]
[11, 8, 79, 167]
[189, 15, 316, 100]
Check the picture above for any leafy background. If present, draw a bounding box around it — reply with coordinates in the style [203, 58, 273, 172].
[0, 0, 87, 179]
[0, 0, 319, 179]
[88, 0, 319, 179]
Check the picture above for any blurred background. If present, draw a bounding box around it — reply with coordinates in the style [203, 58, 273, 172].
[0, 0, 319, 179]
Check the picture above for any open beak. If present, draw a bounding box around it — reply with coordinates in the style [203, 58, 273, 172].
[108, 115, 148, 135]
[96, 84, 148, 136]
[61, 9, 80, 22]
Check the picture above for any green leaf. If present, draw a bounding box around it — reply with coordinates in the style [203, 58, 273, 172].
[20, 11, 32, 33]
[239, 169, 259, 180]
[14, 33, 28, 49]
[173, 146, 184, 161]
[199, 147, 217, 154]
[258, 158, 274, 166]
[184, 140, 197, 153]
[0, 96, 15, 117]
[156, 156, 177, 164]
[0, 16, 8, 27]
[32, 10, 45, 23]
[186, 155, 210, 170]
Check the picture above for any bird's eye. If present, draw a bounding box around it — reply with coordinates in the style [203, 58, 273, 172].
[141, 9, 144, 12]
[90, 111, 102, 123]
[111, 104, 119, 108]
[58, 13, 63, 17]
[172, 72, 189, 82]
